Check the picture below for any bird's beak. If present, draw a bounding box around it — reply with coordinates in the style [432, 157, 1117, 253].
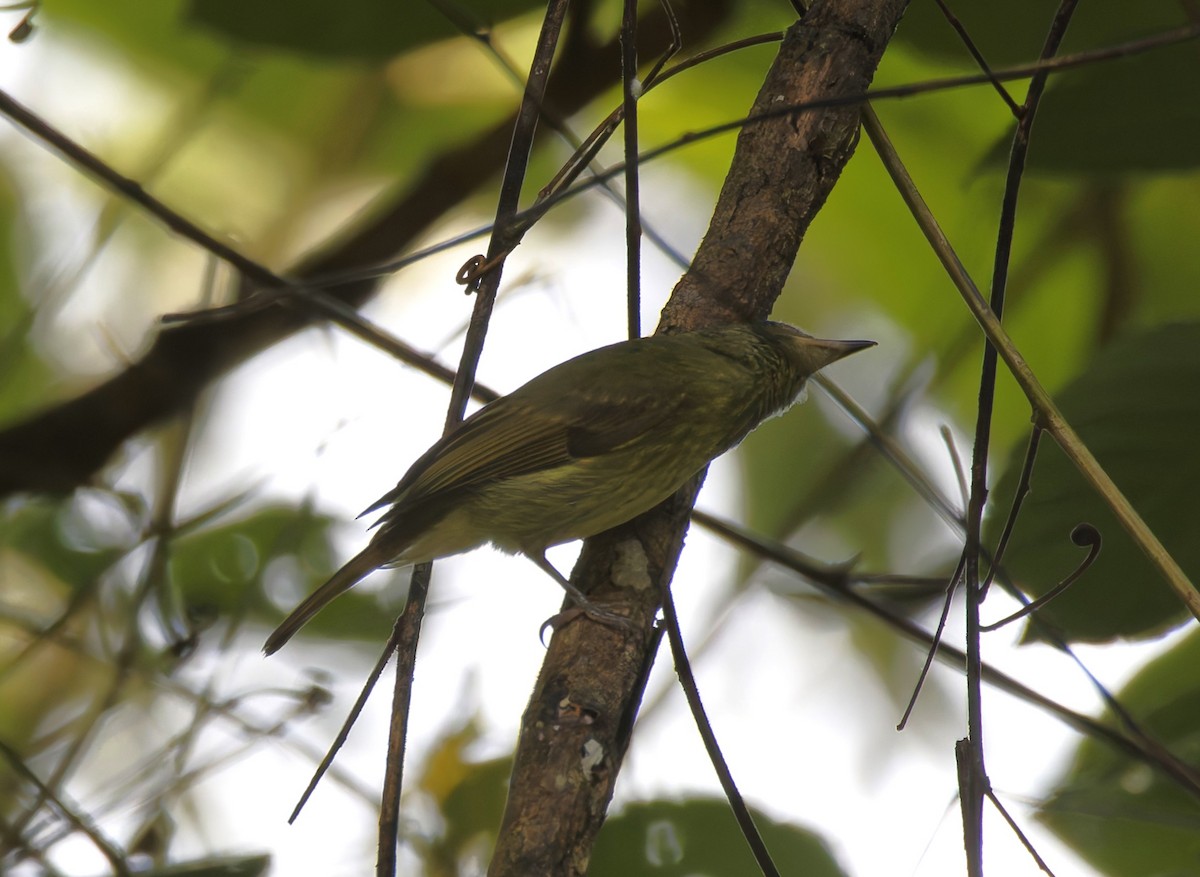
[801, 337, 876, 373]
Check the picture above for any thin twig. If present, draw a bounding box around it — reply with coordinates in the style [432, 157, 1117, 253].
[981, 426, 1043, 596]
[932, 0, 1021, 114]
[0, 739, 131, 877]
[0, 87, 282, 291]
[289, 617, 401, 824]
[940, 425, 970, 512]
[846, 105, 1197, 803]
[898, 554, 965, 731]
[8, 23, 1186, 332]
[960, 5, 1080, 872]
[986, 790, 1058, 875]
[375, 2, 572, 873]
[691, 509, 1200, 797]
[621, 0, 642, 339]
[376, 565, 430, 876]
[860, 68, 1200, 626]
[442, 0, 693, 277]
[328, 22, 1198, 295]
[536, 23, 1200, 220]
[981, 524, 1101, 632]
[660, 585, 781, 877]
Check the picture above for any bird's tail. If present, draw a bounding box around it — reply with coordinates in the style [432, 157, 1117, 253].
[263, 548, 384, 655]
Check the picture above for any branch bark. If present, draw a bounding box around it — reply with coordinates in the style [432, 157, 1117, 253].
[488, 1, 910, 874]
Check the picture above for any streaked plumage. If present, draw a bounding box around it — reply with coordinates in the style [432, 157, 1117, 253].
[264, 322, 872, 654]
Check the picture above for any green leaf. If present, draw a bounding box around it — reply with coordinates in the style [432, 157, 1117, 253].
[591, 799, 848, 877]
[401, 718, 512, 870]
[172, 505, 332, 598]
[896, 0, 1186, 69]
[0, 176, 56, 427]
[0, 497, 130, 590]
[438, 756, 512, 864]
[1021, 45, 1200, 174]
[171, 504, 411, 644]
[988, 323, 1200, 642]
[43, 0, 228, 77]
[186, 0, 542, 60]
[898, 0, 1200, 174]
[1039, 628, 1200, 876]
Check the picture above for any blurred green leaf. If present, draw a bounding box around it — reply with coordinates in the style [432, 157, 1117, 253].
[1039, 628, 1200, 876]
[186, 0, 542, 60]
[591, 798, 848, 877]
[897, 0, 1186, 68]
[898, 0, 1199, 175]
[408, 717, 510, 872]
[738, 393, 883, 544]
[42, 0, 488, 187]
[0, 498, 129, 589]
[1131, 179, 1200, 323]
[438, 757, 512, 865]
[170, 503, 408, 644]
[989, 322, 1200, 642]
[1017, 45, 1200, 174]
[172, 504, 333, 600]
[43, 0, 228, 76]
[0, 171, 55, 427]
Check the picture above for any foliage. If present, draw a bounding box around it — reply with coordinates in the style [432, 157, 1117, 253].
[0, 0, 1198, 875]
[1039, 629, 1200, 876]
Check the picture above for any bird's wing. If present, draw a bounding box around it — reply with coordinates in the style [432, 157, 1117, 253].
[362, 387, 682, 515]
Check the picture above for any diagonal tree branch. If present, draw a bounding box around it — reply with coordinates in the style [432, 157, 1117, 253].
[0, 1, 732, 497]
[488, 2, 910, 874]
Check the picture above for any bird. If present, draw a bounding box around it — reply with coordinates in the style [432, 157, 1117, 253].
[263, 321, 874, 655]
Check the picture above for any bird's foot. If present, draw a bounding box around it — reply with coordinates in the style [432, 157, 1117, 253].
[539, 601, 635, 642]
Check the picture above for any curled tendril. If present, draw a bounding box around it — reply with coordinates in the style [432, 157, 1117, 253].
[456, 249, 511, 293]
[456, 255, 486, 290]
[981, 522, 1102, 632]
[1070, 521, 1102, 549]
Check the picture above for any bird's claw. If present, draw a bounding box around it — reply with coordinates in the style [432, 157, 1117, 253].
[539, 602, 635, 643]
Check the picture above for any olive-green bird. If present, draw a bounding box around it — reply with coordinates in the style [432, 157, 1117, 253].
[264, 321, 873, 654]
